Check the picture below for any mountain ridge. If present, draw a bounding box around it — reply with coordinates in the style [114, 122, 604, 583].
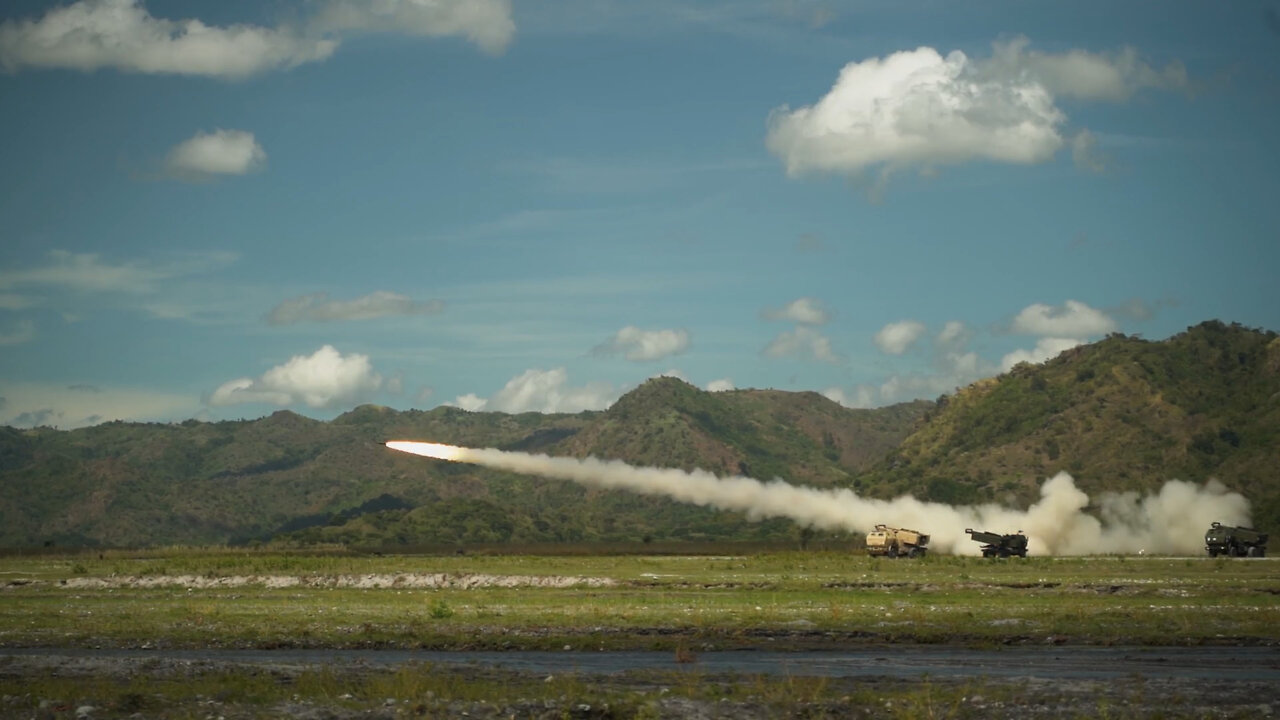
[2, 320, 1276, 548]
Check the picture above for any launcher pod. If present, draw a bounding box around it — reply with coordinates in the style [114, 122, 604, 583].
[965, 528, 1029, 558]
[1204, 522, 1267, 557]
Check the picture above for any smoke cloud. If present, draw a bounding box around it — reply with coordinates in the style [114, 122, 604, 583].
[387, 442, 1251, 556]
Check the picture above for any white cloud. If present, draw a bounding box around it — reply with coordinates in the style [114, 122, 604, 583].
[1001, 337, 1083, 371]
[831, 345, 989, 408]
[762, 326, 840, 363]
[936, 320, 969, 349]
[766, 37, 1188, 182]
[0, 0, 337, 78]
[312, 0, 515, 54]
[209, 345, 382, 409]
[1011, 300, 1116, 337]
[762, 297, 830, 325]
[822, 385, 874, 409]
[453, 393, 487, 412]
[0, 319, 35, 346]
[0, 381, 197, 429]
[592, 326, 690, 362]
[988, 35, 1188, 103]
[767, 45, 1064, 180]
[451, 368, 617, 413]
[166, 129, 266, 178]
[267, 291, 445, 325]
[874, 320, 926, 355]
[706, 378, 735, 392]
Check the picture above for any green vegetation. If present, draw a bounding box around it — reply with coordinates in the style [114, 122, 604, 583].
[1, 320, 1277, 549]
[862, 321, 1280, 531]
[1, 547, 1275, 718]
[1, 549, 1276, 650]
[0, 378, 928, 548]
[0, 663, 1054, 720]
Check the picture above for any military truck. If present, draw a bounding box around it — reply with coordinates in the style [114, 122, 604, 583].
[966, 528, 1029, 558]
[865, 524, 930, 558]
[1204, 522, 1267, 557]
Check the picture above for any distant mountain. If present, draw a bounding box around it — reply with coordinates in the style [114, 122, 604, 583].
[2, 320, 1276, 548]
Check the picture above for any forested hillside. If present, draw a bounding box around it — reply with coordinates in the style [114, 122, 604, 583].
[0, 381, 929, 547]
[2, 320, 1276, 548]
[857, 321, 1280, 532]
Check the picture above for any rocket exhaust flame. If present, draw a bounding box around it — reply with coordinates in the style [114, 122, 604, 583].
[385, 441, 465, 462]
[385, 440, 1251, 556]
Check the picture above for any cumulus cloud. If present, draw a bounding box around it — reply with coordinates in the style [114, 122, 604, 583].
[166, 129, 265, 178]
[987, 36, 1188, 102]
[592, 326, 690, 362]
[0, 0, 518, 78]
[706, 378, 735, 392]
[767, 45, 1064, 179]
[1001, 337, 1083, 371]
[822, 386, 874, 409]
[0, 0, 336, 78]
[761, 297, 830, 325]
[209, 345, 382, 409]
[312, 0, 515, 55]
[826, 318, 992, 408]
[874, 320, 926, 355]
[1011, 300, 1116, 337]
[451, 368, 617, 414]
[763, 326, 841, 363]
[830, 345, 989, 409]
[766, 37, 1187, 183]
[267, 291, 445, 325]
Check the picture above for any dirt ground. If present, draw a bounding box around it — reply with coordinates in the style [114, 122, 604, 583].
[2, 648, 1276, 719]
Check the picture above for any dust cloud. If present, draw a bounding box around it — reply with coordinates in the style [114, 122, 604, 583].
[385, 441, 1250, 556]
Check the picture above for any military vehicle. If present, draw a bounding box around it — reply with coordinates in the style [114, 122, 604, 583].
[865, 524, 930, 558]
[1204, 522, 1267, 557]
[966, 528, 1029, 558]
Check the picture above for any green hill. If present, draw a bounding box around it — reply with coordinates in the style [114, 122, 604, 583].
[0, 380, 928, 548]
[2, 320, 1276, 549]
[859, 320, 1280, 531]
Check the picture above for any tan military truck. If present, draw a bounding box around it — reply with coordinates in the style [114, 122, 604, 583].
[865, 524, 930, 558]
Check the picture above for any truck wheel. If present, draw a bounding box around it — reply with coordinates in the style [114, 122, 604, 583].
[1247, 546, 1261, 558]
[1208, 549, 1219, 558]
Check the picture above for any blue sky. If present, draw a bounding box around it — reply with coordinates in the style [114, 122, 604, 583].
[1, 0, 1277, 428]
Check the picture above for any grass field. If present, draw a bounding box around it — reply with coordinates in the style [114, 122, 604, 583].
[1, 547, 1277, 650]
[1, 547, 1277, 718]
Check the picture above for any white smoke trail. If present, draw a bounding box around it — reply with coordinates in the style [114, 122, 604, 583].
[385, 441, 1251, 556]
